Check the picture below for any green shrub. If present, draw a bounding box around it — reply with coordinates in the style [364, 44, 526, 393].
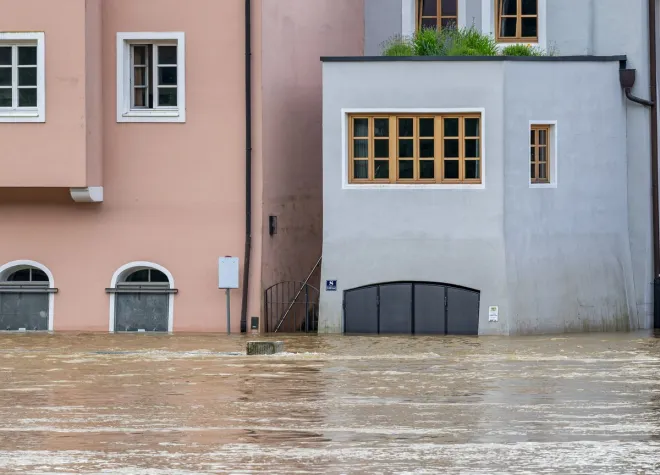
[381, 35, 414, 57]
[500, 43, 545, 56]
[412, 27, 445, 56]
[446, 27, 498, 56]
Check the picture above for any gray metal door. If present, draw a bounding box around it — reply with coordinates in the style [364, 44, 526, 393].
[414, 284, 446, 335]
[446, 287, 480, 335]
[115, 293, 169, 332]
[379, 283, 412, 333]
[0, 293, 48, 331]
[344, 286, 378, 333]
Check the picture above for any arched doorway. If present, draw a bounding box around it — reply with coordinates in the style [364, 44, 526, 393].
[0, 260, 56, 331]
[343, 282, 480, 335]
[107, 262, 176, 333]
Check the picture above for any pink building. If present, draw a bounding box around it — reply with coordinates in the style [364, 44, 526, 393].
[0, 0, 364, 333]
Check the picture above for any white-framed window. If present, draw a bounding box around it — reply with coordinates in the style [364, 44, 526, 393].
[116, 32, 186, 123]
[0, 32, 45, 123]
[529, 120, 557, 188]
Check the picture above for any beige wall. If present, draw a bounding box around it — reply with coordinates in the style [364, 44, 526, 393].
[0, 0, 257, 332]
[259, 0, 364, 299]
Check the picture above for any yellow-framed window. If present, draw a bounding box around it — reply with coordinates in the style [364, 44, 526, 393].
[417, 0, 458, 31]
[348, 113, 482, 185]
[495, 0, 538, 42]
[530, 125, 550, 183]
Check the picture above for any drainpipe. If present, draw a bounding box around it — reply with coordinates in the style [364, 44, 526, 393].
[650, 0, 660, 329]
[240, 0, 252, 333]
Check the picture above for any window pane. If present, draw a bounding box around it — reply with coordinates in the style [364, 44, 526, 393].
[521, 18, 538, 38]
[133, 46, 147, 65]
[354, 160, 368, 179]
[31, 269, 49, 282]
[444, 160, 459, 179]
[134, 67, 147, 86]
[0, 47, 10, 66]
[399, 160, 414, 179]
[530, 129, 536, 145]
[419, 118, 434, 137]
[158, 88, 177, 106]
[7, 269, 31, 282]
[375, 139, 389, 158]
[18, 88, 37, 107]
[444, 118, 459, 137]
[150, 270, 169, 283]
[422, 0, 437, 16]
[375, 160, 389, 179]
[539, 146, 547, 162]
[134, 88, 147, 107]
[354, 139, 368, 158]
[0, 89, 11, 107]
[125, 270, 150, 282]
[18, 67, 36, 86]
[531, 163, 536, 180]
[465, 118, 480, 137]
[158, 66, 177, 86]
[465, 139, 479, 158]
[500, 0, 517, 15]
[0, 68, 10, 86]
[420, 160, 435, 179]
[442, 0, 458, 16]
[521, 0, 537, 14]
[465, 160, 480, 179]
[158, 46, 178, 65]
[420, 139, 435, 158]
[399, 118, 414, 137]
[499, 18, 517, 37]
[374, 118, 389, 137]
[530, 147, 536, 161]
[399, 139, 414, 158]
[539, 129, 547, 145]
[441, 18, 457, 29]
[422, 18, 438, 29]
[444, 139, 459, 158]
[539, 163, 547, 180]
[18, 46, 37, 66]
[353, 118, 368, 137]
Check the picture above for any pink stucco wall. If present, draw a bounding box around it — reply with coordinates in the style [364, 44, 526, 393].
[259, 0, 365, 300]
[0, 0, 259, 332]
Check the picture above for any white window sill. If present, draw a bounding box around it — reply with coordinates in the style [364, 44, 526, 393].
[117, 109, 185, 123]
[529, 183, 557, 189]
[0, 109, 45, 123]
[343, 184, 486, 190]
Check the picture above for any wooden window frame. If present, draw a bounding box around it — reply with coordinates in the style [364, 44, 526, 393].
[348, 113, 482, 185]
[530, 124, 550, 184]
[495, 0, 539, 43]
[417, 0, 459, 31]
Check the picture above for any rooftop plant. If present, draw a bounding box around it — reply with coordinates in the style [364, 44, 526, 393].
[381, 27, 554, 57]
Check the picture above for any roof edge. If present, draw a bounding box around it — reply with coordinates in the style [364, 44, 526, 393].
[321, 55, 627, 63]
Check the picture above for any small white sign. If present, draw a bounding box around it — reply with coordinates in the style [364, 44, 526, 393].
[218, 257, 240, 289]
[488, 306, 499, 322]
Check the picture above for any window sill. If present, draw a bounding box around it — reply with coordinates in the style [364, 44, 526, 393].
[0, 109, 45, 123]
[117, 109, 185, 123]
[529, 182, 557, 189]
[343, 183, 486, 190]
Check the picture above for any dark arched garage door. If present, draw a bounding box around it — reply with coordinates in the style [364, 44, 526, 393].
[343, 282, 480, 335]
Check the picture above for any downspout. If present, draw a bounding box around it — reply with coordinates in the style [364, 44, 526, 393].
[649, 0, 660, 329]
[241, 0, 252, 333]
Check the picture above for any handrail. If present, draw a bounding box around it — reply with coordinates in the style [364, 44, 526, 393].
[274, 256, 322, 333]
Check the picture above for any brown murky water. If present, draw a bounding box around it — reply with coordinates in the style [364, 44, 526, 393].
[1, 333, 660, 474]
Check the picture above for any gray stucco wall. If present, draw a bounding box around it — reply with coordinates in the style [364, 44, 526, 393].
[364, 0, 402, 56]
[320, 59, 633, 335]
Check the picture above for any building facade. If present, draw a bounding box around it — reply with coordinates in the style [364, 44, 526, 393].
[0, 0, 363, 333]
[319, 0, 658, 335]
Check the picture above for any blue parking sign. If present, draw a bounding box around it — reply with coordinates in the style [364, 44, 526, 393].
[326, 280, 337, 291]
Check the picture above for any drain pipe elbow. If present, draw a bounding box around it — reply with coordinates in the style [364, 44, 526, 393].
[620, 68, 655, 107]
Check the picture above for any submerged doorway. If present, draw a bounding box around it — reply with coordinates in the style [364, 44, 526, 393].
[343, 282, 480, 335]
[0, 262, 56, 331]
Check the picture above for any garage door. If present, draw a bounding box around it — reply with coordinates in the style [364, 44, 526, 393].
[343, 282, 480, 335]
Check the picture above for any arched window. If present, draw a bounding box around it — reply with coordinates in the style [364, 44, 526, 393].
[107, 262, 176, 333]
[0, 261, 56, 331]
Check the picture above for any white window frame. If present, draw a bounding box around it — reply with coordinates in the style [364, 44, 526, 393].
[0, 32, 45, 123]
[341, 108, 487, 190]
[482, 0, 547, 51]
[0, 260, 55, 331]
[529, 120, 557, 188]
[116, 32, 186, 123]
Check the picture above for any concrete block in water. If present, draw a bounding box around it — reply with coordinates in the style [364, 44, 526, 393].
[246, 341, 284, 355]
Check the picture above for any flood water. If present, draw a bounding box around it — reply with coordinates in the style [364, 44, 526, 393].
[1, 333, 660, 474]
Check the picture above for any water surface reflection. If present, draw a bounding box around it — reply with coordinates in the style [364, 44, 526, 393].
[0, 333, 659, 473]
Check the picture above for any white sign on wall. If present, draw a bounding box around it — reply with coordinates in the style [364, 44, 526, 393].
[218, 257, 239, 289]
[488, 306, 499, 322]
